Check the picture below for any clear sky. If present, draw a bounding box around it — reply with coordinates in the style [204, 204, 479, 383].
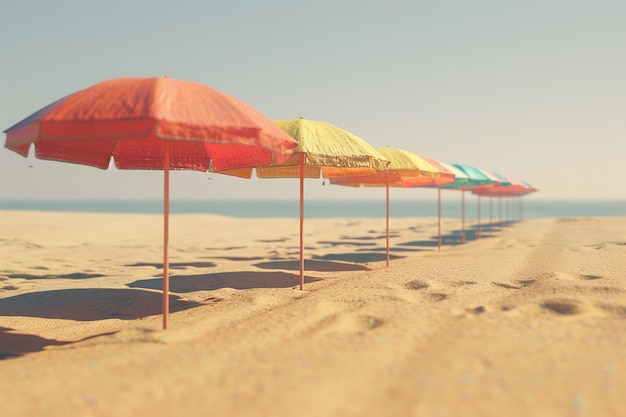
[1, 0, 624, 201]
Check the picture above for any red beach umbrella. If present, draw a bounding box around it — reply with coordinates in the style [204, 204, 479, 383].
[4, 76, 298, 329]
[472, 175, 538, 221]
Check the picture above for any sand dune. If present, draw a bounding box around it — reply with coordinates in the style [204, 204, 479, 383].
[1, 211, 625, 416]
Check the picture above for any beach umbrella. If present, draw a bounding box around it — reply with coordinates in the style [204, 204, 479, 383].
[453, 164, 495, 240]
[3, 76, 298, 329]
[517, 180, 539, 220]
[472, 175, 537, 221]
[452, 164, 494, 188]
[400, 156, 455, 188]
[436, 163, 470, 243]
[215, 117, 389, 289]
[502, 176, 526, 221]
[331, 147, 440, 187]
[330, 147, 451, 265]
[472, 174, 531, 197]
[411, 157, 457, 251]
[482, 172, 511, 224]
[473, 169, 501, 237]
[470, 172, 514, 222]
[519, 180, 539, 195]
[438, 164, 494, 242]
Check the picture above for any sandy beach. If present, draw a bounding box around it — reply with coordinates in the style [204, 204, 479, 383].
[0, 210, 625, 416]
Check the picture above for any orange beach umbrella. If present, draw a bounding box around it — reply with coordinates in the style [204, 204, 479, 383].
[4, 76, 298, 329]
[330, 148, 452, 264]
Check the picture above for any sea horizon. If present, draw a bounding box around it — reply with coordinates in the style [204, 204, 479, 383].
[1, 198, 625, 219]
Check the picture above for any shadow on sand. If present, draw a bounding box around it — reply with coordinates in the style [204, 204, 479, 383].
[128, 270, 322, 292]
[254, 259, 369, 272]
[0, 327, 117, 360]
[6, 272, 108, 280]
[312, 252, 405, 263]
[125, 261, 217, 269]
[0, 288, 200, 321]
[398, 222, 513, 248]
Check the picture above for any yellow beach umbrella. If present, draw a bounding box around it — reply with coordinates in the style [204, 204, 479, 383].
[216, 118, 389, 289]
[330, 147, 446, 265]
[331, 147, 441, 187]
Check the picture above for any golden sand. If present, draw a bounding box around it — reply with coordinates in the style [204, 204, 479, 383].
[1, 211, 625, 416]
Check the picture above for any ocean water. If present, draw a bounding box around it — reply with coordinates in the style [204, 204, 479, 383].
[1, 198, 625, 219]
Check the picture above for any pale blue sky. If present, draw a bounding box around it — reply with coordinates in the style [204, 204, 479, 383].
[1, 0, 624, 201]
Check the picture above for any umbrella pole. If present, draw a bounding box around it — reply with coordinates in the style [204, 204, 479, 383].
[511, 197, 514, 221]
[299, 152, 305, 290]
[437, 186, 442, 251]
[163, 143, 170, 330]
[386, 172, 390, 267]
[461, 190, 466, 243]
[510, 197, 514, 221]
[477, 195, 481, 239]
[506, 197, 509, 222]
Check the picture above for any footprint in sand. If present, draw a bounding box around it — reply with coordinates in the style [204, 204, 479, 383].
[595, 302, 626, 317]
[492, 279, 536, 290]
[403, 280, 451, 302]
[588, 241, 626, 250]
[540, 299, 582, 315]
[469, 305, 486, 314]
[451, 280, 477, 287]
[360, 315, 384, 330]
[492, 282, 522, 290]
[426, 292, 448, 302]
[306, 312, 385, 336]
[404, 280, 429, 290]
[500, 299, 582, 315]
[332, 315, 385, 333]
[1, 285, 20, 291]
[515, 279, 536, 287]
[577, 274, 602, 280]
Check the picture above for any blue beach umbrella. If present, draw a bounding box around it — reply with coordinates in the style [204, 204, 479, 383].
[443, 164, 495, 242]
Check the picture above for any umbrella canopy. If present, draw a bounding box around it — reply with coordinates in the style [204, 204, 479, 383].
[451, 164, 495, 189]
[329, 147, 439, 188]
[439, 163, 470, 189]
[259, 119, 389, 178]
[453, 164, 495, 240]
[401, 155, 456, 188]
[493, 173, 514, 187]
[519, 180, 539, 195]
[472, 175, 532, 196]
[5, 76, 296, 171]
[4, 76, 298, 329]
[477, 169, 501, 186]
[216, 118, 390, 289]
